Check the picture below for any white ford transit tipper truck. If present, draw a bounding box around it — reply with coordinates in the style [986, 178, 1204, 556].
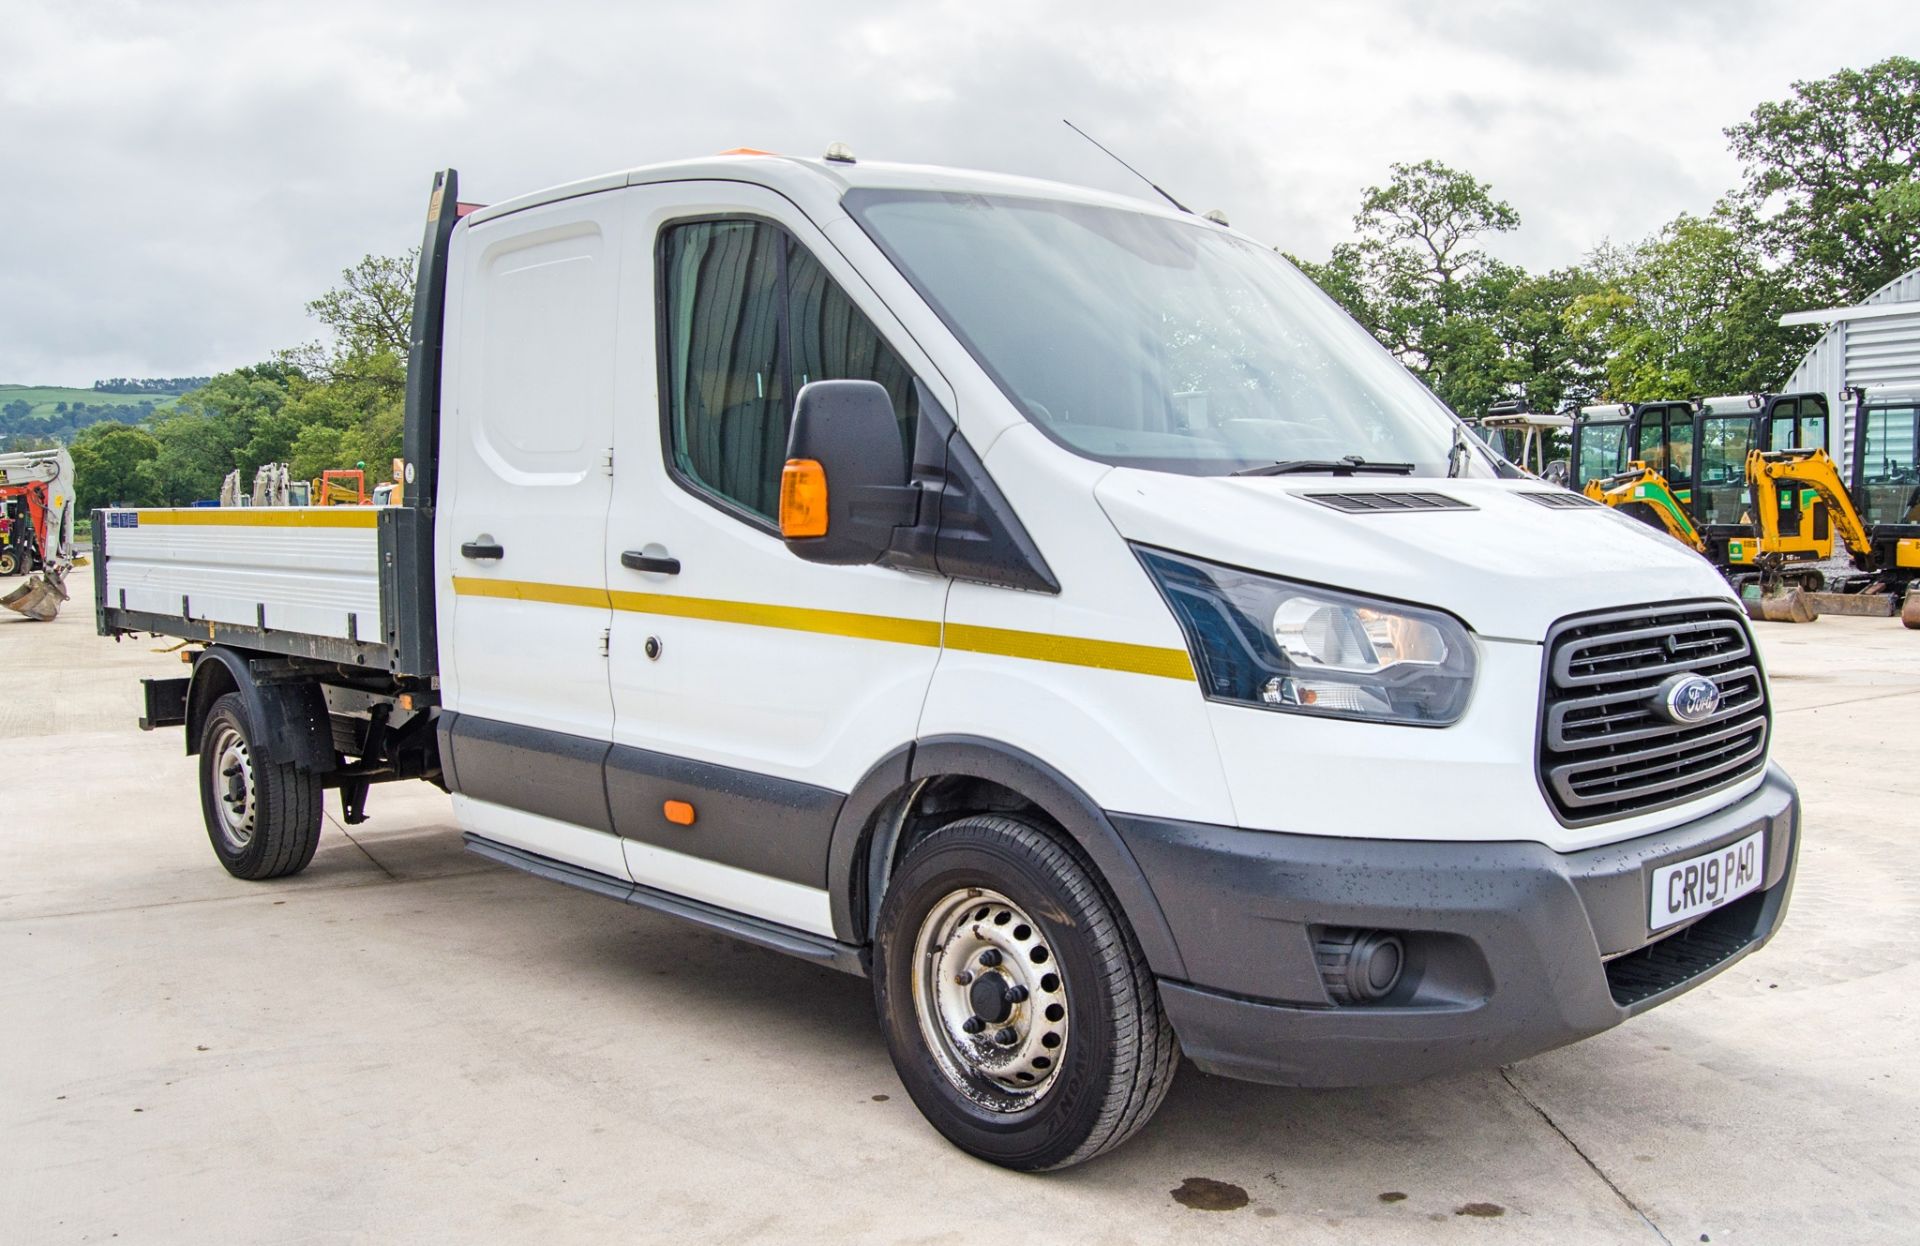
[95, 154, 1799, 1171]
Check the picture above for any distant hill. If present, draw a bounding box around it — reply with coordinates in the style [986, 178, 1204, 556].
[0, 380, 200, 446]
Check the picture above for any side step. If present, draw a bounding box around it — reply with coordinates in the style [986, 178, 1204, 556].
[463, 833, 868, 977]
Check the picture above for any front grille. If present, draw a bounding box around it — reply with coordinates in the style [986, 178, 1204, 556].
[1300, 491, 1473, 514]
[1539, 602, 1769, 824]
[1604, 890, 1765, 1006]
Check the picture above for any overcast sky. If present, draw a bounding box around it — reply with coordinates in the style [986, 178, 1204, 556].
[4, 0, 1917, 386]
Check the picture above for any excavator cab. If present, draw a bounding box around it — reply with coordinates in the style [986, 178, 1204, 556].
[1570, 404, 1631, 491]
[1848, 387, 1920, 589]
[1691, 393, 1833, 571]
[0, 495, 31, 576]
[1628, 401, 1697, 502]
[1472, 401, 1572, 483]
[1574, 401, 1705, 546]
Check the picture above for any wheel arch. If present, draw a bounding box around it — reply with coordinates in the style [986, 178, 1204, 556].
[185, 646, 335, 773]
[825, 734, 1188, 981]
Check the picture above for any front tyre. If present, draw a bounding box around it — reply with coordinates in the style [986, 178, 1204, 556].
[873, 814, 1178, 1171]
[197, 692, 323, 880]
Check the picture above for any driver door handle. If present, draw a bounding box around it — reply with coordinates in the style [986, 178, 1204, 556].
[621, 550, 681, 575]
[460, 540, 505, 561]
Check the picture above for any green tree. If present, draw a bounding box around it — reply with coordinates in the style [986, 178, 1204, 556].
[69, 422, 160, 511]
[282, 351, 406, 481]
[1292, 161, 1590, 415]
[280, 251, 416, 397]
[138, 365, 297, 504]
[1485, 265, 1609, 412]
[1726, 55, 1920, 305]
[1569, 212, 1807, 400]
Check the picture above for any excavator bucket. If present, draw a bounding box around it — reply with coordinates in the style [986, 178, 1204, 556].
[2, 570, 68, 622]
[1903, 585, 1920, 631]
[1741, 582, 1818, 625]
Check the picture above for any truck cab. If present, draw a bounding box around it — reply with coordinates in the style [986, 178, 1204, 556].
[94, 154, 1801, 1171]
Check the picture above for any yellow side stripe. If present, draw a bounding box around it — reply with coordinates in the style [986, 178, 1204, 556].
[132, 507, 380, 529]
[452, 576, 610, 609]
[451, 576, 1194, 681]
[945, 622, 1197, 681]
[608, 590, 943, 648]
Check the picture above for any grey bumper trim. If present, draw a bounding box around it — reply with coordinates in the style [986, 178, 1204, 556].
[1112, 764, 1800, 1087]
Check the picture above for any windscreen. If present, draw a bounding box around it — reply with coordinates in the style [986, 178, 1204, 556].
[1858, 402, 1920, 526]
[1578, 422, 1626, 486]
[1694, 416, 1753, 525]
[846, 189, 1464, 476]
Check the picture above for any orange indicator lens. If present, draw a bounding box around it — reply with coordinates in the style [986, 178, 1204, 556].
[780, 459, 829, 538]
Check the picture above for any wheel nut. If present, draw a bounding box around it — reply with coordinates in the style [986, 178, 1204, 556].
[954, 970, 973, 986]
[993, 1027, 1018, 1046]
[978, 949, 1002, 967]
[1005, 984, 1029, 1004]
[961, 1016, 986, 1035]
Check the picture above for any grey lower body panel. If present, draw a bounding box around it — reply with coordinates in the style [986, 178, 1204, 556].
[440, 711, 842, 888]
[1113, 764, 1800, 1087]
[464, 834, 867, 976]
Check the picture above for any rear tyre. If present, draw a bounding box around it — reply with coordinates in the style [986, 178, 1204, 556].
[873, 814, 1178, 1171]
[0, 549, 17, 576]
[197, 692, 323, 880]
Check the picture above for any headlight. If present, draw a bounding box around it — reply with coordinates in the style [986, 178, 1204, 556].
[1136, 546, 1477, 726]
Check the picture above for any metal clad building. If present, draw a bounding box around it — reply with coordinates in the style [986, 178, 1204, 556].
[1781, 267, 1920, 464]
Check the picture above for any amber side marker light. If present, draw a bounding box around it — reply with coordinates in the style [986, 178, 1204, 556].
[780, 458, 829, 538]
[663, 800, 696, 826]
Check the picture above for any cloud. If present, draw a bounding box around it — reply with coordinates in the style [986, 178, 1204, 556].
[2, 0, 1915, 383]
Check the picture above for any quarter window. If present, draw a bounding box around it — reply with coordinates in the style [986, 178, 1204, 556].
[659, 218, 919, 523]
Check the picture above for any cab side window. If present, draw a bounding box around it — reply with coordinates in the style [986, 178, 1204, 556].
[660, 218, 919, 524]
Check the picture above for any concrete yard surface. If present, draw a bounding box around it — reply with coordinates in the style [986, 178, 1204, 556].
[2, 568, 1916, 1244]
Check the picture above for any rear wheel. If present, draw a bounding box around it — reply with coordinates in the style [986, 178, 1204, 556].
[873, 814, 1177, 1171]
[197, 692, 323, 879]
[0, 548, 17, 576]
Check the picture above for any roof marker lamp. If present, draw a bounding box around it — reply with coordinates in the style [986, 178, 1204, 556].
[1136, 547, 1476, 726]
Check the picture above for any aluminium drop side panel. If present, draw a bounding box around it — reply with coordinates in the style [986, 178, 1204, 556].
[97, 508, 384, 645]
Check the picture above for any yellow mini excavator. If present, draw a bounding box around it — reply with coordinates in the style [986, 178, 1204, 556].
[1582, 462, 1705, 552]
[1750, 444, 1920, 627]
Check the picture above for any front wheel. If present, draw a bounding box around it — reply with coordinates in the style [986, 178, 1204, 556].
[197, 692, 324, 879]
[873, 814, 1178, 1171]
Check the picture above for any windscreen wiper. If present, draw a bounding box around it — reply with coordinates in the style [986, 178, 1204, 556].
[1230, 457, 1417, 477]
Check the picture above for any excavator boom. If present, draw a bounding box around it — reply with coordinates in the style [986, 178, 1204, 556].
[1582, 462, 1705, 552]
[1746, 448, 1876, 575]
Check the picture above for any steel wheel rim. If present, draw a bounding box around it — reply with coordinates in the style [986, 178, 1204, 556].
[911, 887, 1070, 1111]
[210, 724, 257, 851]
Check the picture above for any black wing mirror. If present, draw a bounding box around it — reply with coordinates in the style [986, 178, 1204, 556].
[779, 380, 917, 565]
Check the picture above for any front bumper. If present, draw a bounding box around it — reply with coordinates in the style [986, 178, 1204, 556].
[1112, 764, 1800, 1087]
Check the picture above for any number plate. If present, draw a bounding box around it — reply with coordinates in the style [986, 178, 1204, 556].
[1649, 830, 1764, 932]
